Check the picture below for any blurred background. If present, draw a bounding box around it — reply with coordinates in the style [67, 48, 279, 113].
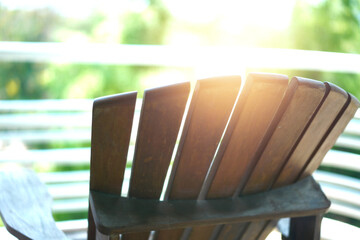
[0, 0, 359, 238]
[1, 0, 359, 100]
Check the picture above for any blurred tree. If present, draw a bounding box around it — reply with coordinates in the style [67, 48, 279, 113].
[121, 0, 170, 44]
[0, 0, 171, 99]
[0, 7, 60, 99]
[288, 0, 360, 99]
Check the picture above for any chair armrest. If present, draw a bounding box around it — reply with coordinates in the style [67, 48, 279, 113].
[0, 169, 67, 240]
[90, 176, 330, 235]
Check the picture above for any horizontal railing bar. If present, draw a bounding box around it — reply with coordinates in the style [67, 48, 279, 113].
[355, 109, 360, 119]
[38, 170, 90, 184]
[0, 129, 91, 142]
[0, 148, 90, 164]
[0, 99, 93, 112]
[0, 112, 92, 128]
[319, 182, 360, 208]
[343, 119, 360, 136]
[335, 135, 360, 150]
[1, 42, 360, 73]
[48, 182, 89, 199]
[0, 99, 143, 112]
[0, 146, 135, 165]
[322, 150, 360, 172]
[328, 200, 360, 220]
[314, 170, 360, 191]
[52, 198, 88, 213]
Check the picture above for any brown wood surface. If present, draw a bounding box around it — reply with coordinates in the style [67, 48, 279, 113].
[300, 93, 360, 178]
[90, 92, 137, 193]
[0, 169, 67, 240]
[88, 92, 137, 240]
[241, 77, 326, 195]
[273, 82, 348, 188]
[128, 82, 190, 199]
[188, 73, 289, 239]
[218, 77, 327, 239]
[256, 85, 357, 240]
[239, 81, 353, 240]
[122, 82, 190, 240]
[237, 79, 353, 240]
[157, 76, 242, 240]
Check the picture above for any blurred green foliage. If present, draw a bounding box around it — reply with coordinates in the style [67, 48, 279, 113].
[0, 0, 170, 100]
[288, 0, 360, 99]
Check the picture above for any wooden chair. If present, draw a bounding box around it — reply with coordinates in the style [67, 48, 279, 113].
[0, 73, 359, 240]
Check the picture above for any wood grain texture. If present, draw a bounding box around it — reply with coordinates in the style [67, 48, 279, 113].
[240, 81, 355, 240]
[300, 93, 360, 178]
[89, 92, 137, 194]
[189, 73, 289, 240]
[89, 92, 137, 240]
[123, 82, 190, 240]
[273, 82, 348, 188]
[219, 77, 327, 239]
[157, 76, 241, 240]
[0, 169, 67, 240]
[128, 82, 190, 199]
[241, 77, 326, 195]
[166, 76, 242, 200]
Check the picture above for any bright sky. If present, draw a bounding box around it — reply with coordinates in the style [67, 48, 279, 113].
[0, 0, 296, 30]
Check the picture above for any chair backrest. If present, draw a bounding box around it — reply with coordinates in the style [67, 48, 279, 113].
[88, 73, 359, 240]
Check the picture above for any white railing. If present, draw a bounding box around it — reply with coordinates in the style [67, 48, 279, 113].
[1, 42, 360, 73]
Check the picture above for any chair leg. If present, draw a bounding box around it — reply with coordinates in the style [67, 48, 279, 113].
[285, 214, 322, 240]
[88, 206, 96, 240]
[88, 206, 120, 240]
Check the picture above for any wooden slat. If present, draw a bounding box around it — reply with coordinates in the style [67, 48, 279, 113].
[0, 112, 91, 129]
[242, 77, 326, 194]
[301, 93, 360, 178]
[128, 82, 190, 199]
[156, 76, 241, 240]
[89, 92, 137, 193]
[122, 82, 190, 240]
[247, 83, 356, 240]
[237, 77, 328, 240]
[88, 92, 137, 240]
[0, 99, 93, 112]
[240, 80, 353, 240]
[273, 82, 348, 188]
[188, 73, 289, 239]
[0, 129, 91, 143]
[218, 77, 327, 240]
